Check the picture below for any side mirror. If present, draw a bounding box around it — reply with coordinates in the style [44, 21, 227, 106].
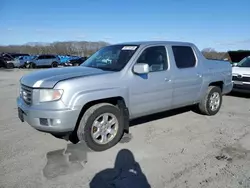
[232, 63, 238, 67]
[133, 63, 149, 74]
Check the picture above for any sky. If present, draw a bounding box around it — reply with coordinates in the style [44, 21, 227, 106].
[0, 0, 249, 51]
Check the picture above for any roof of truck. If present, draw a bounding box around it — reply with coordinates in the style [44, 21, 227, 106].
[115, 41, 194, 46]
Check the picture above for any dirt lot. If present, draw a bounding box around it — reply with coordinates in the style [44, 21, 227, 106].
[0, 69, 250, 188]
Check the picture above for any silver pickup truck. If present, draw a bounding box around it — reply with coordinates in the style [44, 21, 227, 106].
[17, 41, 233, 151]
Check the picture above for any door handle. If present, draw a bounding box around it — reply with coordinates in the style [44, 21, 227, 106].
[197, 73, 202, 78]
[164, 78, 171, 82]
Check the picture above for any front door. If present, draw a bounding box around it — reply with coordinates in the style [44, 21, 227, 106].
[129, 45, 173, 118]
[171, 45, 203, 107]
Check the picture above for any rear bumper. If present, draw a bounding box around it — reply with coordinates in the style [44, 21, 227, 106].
[17, 97, 80, 134]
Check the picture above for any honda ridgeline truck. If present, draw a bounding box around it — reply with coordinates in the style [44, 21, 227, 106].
[17, 41, 233, 151]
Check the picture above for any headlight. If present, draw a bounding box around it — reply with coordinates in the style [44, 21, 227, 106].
[39, 89, 63, 102]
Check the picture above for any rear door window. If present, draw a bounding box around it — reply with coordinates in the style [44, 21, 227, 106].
[172, 46, 196, 68]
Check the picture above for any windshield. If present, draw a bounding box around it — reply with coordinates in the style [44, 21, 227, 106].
[237, 57, 250, 67]
[81, 44, 139, 71]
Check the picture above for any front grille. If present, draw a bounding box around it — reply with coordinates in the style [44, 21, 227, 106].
[232, 75, 250, 82]
[21, 84, 33, 105]
[40, 118, 49, 126]
[233, 84, 250, 90]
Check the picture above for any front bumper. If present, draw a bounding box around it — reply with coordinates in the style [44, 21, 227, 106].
[232, 81, 250, 93]
[16, 97, 80, 134]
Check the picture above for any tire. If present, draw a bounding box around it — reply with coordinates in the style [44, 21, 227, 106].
[23, 62, 29, 69]
[77, 103, 124, 151]
[0, 60, 5, 68]
[51, 62, 58, 68]
[6, 63, 14, 69]
[198, 86, 222, 116]
[30, 62, 36, 69]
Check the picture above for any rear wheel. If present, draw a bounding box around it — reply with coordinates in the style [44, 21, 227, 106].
[51, 62, 58, 68]
[77, 103, 124, 151]
[198, 86, 222, 116]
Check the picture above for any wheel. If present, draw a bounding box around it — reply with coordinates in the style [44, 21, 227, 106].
[74, 63, 79, 66]
[23, 62, 29, 68]
[198, 86, 222, 116]
[6, 63, 14, 69]
[30, 62, 36, 69]
[0, 60, 5, 68]
[77, 103, 124, 151]
[51, 62, 58, 68]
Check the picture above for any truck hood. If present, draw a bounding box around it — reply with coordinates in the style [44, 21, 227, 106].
[232, 67, 250, 75]
[20, 66, 112, 88]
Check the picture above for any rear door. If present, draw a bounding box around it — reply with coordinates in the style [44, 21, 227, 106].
[49, 55, 58, 64]
[171, 45, 203, 107]
[36, 55, 46, 66]
[129, 45, 173, 118]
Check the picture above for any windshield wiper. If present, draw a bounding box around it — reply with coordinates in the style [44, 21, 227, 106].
[83, 65, 118, 71]
[97, 67, 118, 71]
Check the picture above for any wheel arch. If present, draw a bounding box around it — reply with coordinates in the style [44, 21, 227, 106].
[70, 96, 129, 144]
[209, 81, 224, 91]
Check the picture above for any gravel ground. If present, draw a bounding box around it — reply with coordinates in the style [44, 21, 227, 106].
[0, 68, 250, 188]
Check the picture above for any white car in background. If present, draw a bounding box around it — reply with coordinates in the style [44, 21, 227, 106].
[232, 56, 250, 93]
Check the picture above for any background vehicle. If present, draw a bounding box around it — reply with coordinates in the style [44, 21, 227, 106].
[231, 56, 250, 93]
[0, 53, 30, 68]
[17, 55, 35, 68]
[68, 56, 88, 66]
[227, 50, 250, 65]
[26, 54, 60, 68]
[58, 55, 85, 66]
[0, 56, 14, 68]
[17, 41, 233, 151]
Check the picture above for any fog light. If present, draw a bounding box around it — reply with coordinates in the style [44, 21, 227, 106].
[55, 119, 61, 124]
[50, 119, 61, 125]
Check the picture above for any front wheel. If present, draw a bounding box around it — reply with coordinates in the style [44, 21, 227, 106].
[198, 86, 222, 116]
[77, 103, 124, 151]
[29, 62, 36, 69]
[6, 63, 14, 69]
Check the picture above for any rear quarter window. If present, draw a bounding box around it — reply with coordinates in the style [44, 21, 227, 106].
[172, 46, 196, 68]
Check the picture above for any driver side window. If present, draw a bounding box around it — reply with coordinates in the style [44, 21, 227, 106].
[136, 46, 168, 72]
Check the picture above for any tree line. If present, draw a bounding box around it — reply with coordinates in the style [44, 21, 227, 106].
[0, 41, 248, 61]
[0, 41, 109, 57]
